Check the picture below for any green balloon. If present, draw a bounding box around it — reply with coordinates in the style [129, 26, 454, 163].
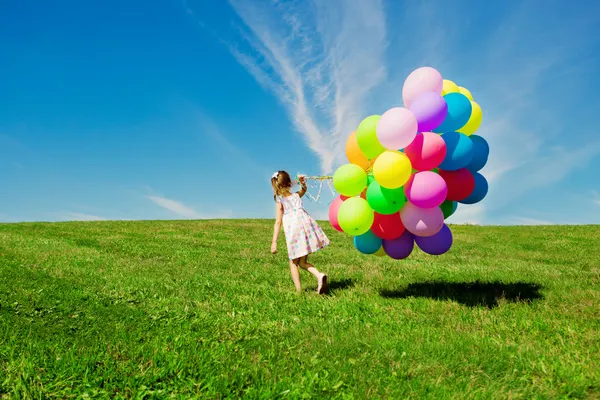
[440, 200, 457, 219]
[333, 164, 367, 197]
[356, 115, 384, 160]
[338, 197, 374, 236]
[366, 181, 406, 215]
[367, 172, 375, 185]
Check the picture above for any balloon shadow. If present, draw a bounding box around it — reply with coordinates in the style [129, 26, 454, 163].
[379, 281, 543, 308]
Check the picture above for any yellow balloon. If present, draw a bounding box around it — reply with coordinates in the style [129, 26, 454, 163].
[374, 246, 386, 257]
[457, 101, 482, 135]
[459, 86, 473, 100]
[372, 151, 412, 189]
[441, 80, 459, 96]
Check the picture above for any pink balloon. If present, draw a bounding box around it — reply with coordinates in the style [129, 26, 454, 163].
[328, 195, 344, 232]
[404, 132, 447, 171]
[400, 202, 444, 237]
[402, 67, 443, 108]
[376, 107, 418, 150]
[404, 171, 448, 208]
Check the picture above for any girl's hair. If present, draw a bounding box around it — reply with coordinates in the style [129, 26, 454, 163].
[271, 170, 292, 201]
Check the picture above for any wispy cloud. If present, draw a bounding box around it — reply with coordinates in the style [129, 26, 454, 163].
[147, 195, 201, 219]
[147, 195, 232, 219]
[188, 0, 388, 173]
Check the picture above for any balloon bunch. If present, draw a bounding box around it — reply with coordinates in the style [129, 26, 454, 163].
[329, 66, 490, 259]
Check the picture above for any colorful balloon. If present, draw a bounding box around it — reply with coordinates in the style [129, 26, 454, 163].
[415, 224, 453, 255]
[400, 202, 445, 237]
[376, 107, 418, 150]
[354, 230, 383, 255]
[382, 230, 415, 260]
[372, 151, 413, 189]
[356, 115, 385, 160]
[465, 135, 489, 172]
[438, 168, 475, 201]
[337, 197, 374, 236]
[367, 172, 375, 185]
[328, 195, 345, 232]
[404, 171, 448, 209]
[333, 164, 368, 197]
[402, 67, 443, 108]
[458, 86, 473, 100]
[409, 92, 448, 132]
[433, 93, 472, 133]
[441, 79, 459, 96]
[332, 66, 489, 260]
[345, 131, 372, 170]
[374, 246, 386, 257]
[366, 181, 406, 215]
[439, 132, 474, 171]
[459, 172, 488, 204]
[404, 132, 447, 171]
[371, 212, 405, 240]
[439, 200, 458, 219]
[457, 101, 482, 135]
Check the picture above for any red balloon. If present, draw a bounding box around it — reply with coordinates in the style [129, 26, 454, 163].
[329, 195, 345, 232]
[438, 168, 475, 201]
[371, 212, 405, 240]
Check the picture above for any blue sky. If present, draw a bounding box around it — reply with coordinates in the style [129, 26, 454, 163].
[1, 0, 600, 225]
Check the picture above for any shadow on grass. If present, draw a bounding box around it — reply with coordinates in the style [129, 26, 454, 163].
[305, 278, 355, 295]
[379, 281, 543, 308]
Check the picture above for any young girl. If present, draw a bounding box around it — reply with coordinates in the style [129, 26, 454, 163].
[270, 171, 330, 294]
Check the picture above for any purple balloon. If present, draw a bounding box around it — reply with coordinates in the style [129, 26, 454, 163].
[382, 230, 414, 259]
[400, 202, 444, 237]
[414, 224, 453, 255]
[409, 92, 448, 132]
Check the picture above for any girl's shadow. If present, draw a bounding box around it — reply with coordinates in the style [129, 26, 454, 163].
[305, 278, 355, 295]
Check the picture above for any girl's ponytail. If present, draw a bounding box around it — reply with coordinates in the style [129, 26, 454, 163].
[271, 171, 292, 201]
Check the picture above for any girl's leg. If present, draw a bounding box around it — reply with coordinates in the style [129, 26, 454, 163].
[289, 260, 302, 292]
[298, 256, 328, 294]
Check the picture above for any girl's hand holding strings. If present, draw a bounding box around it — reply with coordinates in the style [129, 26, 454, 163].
[270, 242, 278, 254]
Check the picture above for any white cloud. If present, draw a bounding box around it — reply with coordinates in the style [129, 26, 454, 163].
[147, 195, 232, 219]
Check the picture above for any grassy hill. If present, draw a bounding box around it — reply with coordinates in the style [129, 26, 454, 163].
[1, 220, 599, 399]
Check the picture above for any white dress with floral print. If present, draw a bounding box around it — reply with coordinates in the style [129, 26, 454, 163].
[278, 193, 329, 260]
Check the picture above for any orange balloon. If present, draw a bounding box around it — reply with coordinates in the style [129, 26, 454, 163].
[360, 188, 367, 199]
[345, 131, 371, 170]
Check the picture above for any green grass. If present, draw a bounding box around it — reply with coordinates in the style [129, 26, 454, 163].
[1, 220, 599, 399]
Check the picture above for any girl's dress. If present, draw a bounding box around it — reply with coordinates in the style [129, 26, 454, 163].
[278, 193, 330, 260]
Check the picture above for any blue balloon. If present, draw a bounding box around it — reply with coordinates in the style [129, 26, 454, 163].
[466, 135, 489, 172]
[459, 172, 488, 204]
[433, 93, 472, 133]
[354, 230, 383, 254]
[439, 132, 473, 171]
